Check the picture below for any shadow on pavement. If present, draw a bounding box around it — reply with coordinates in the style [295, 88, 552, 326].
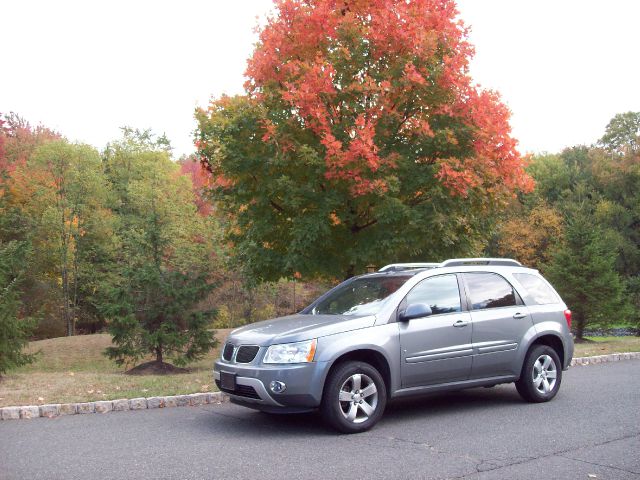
[384, 384, 523, 420]
[195, 384, 524, 437]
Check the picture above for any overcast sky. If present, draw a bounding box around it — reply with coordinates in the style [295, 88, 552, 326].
[1, 0, 638, 158]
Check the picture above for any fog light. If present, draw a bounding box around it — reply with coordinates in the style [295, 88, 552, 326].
[269, 381, 286, 393]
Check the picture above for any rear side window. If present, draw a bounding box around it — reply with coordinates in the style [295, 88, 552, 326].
[405, 274, 461, 315]
[513, 273, 560, 305]
[463, 273, 518, 310]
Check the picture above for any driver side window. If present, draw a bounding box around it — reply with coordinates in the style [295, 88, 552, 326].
[405, 274, 461, 315]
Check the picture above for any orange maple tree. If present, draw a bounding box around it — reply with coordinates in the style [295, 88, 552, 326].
[196, 0, 534, 279]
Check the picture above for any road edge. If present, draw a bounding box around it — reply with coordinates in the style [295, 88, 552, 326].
[2, 351, 639, 421]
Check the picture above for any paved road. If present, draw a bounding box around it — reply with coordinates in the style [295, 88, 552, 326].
[1, 360, 639, 480]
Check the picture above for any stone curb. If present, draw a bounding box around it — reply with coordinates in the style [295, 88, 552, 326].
[2, 352, 639, 421]
[569, 351, 640, 366]
[0, 392, 228, 421]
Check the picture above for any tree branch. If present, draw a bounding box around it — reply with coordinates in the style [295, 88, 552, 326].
[269, 200, 285, 213]
[351, 219, 378, 233]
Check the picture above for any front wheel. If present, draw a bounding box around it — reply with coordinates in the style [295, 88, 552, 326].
[321, 361, 387, 433]
[515, 345, 562, 403]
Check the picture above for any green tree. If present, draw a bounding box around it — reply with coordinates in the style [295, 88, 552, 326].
[545, 211, 627, 340]
[520, 128, 639, 334]
[599, 111, 640, 154]
[10, 140, 116, 336]
[103, 135, 218, 368]
[0, 240, 36, 376]
[196, 0, 533, 281]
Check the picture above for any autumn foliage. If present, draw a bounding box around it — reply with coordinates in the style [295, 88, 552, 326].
[179, 156, 214, 216]
[496, 203, 564, 270]
[0, 113, 60, 175]
[196, 0, 533, 279]
[244, 0, 532, 197]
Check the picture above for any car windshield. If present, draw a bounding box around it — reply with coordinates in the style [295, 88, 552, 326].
[308, 275, 411, 316]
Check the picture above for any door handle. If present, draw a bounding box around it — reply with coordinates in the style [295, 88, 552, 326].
[513, 312, 527, 319]
[453, 320, 469, 328]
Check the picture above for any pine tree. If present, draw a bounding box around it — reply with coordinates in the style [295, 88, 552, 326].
[545, 211, 627, 339]
[103, 139, 218, 369]
[103, 208, 217, 367]
[0, 240, 36, 377]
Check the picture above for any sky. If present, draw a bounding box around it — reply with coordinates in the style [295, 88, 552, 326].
[1, 0, 639, 158]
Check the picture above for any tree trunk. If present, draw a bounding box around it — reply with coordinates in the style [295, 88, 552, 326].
[155, 347, 163, 364]
[54, 155, 72, 336]
[61, 209, 72, 336]
[575, 314, 585, 340]
[292, 279, 296, 313]
[344, 264, 355, 281]
[72, 232, 79, 335]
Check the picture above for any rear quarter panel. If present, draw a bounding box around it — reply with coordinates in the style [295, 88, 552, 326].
[509, 272, 574, 370]
[529, 305, 574, 368]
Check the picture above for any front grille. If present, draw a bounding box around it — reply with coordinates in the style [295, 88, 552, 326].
[222, 343, 234, 361]
[235, 345, 259, 363]
[215, 380, 261, 399]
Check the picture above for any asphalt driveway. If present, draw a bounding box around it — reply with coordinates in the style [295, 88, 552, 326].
[1, 359, 638, 480]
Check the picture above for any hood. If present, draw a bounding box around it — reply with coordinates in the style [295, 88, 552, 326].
[226, 313, 376, 346]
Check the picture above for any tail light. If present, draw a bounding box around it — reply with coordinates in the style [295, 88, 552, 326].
[564, 309, 572, 328]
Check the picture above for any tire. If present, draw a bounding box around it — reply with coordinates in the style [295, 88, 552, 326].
[515, 344, 562, 403]
[320, 361, 387, 433]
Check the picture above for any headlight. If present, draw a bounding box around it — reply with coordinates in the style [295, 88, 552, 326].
[263, 339, 317, 364]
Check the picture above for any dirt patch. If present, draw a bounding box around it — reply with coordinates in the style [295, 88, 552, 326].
[125, 361, 189, 376]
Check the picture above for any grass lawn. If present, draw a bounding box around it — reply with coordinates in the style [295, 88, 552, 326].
[1, 332, 639, 407]
[574, 336, 640, 357]
[0, 330, 230, 408]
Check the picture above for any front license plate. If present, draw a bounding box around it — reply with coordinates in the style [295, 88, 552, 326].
[220, 371, 236, 391]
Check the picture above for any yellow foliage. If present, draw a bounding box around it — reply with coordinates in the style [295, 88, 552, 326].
[497, 203, 564, 270]
[212, 305, 231, 329]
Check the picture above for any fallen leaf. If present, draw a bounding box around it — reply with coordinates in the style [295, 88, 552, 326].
[115, 386, 121, 390]
[38, 397, 44, 402]
[68, 372, 75, 376]
[141, 389, 149, 393]
[201, 385, 210, 391]
[87, 389, 94, 394]
[96, 390, 102, 394]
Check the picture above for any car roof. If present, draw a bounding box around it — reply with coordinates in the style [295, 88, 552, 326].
[364, 258, 538, 279]
[378, 258, 522, 272]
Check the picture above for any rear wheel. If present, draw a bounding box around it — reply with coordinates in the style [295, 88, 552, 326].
[516, 344, 562, 402]
[321, 361, 387, 433]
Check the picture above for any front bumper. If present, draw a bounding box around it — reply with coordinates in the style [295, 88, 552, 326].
[213, 359, 331, 412]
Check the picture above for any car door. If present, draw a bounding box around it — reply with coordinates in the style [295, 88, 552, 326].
[399, 274, 473, 388]
[461, 272, 534, 378]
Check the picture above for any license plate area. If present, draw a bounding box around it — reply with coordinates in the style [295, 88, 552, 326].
[220, 371, 236, 391]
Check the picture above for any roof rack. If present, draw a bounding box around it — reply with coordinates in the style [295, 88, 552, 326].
[378, 263, 440, 272]
[440, 258, 522, 267]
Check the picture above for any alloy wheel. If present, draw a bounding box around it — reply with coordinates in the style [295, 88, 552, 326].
[338, 373, 378, 424]
[532, 354, 557, 395]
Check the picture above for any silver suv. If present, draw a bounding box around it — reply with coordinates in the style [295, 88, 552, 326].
[214, 258, 574, 433]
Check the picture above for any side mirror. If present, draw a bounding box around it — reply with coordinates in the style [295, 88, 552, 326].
[399, 303, 433, 321]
